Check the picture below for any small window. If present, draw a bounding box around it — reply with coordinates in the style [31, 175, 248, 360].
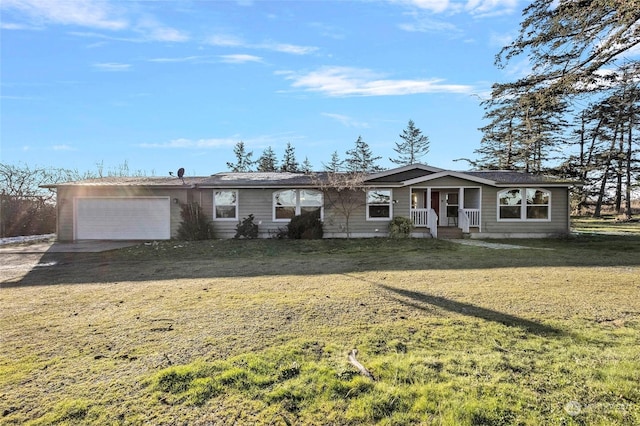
[214, 190, 238, 220]
[367, 189, 392, 220]
[498, 188, 550, 221]
[273, 189, 323, 221]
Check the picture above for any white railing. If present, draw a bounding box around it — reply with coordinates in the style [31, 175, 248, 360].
[410, 208, 430, 227]
[458, 209, 470, 233]
[427, 209, 438, 239]
[459, 208, 480, 232]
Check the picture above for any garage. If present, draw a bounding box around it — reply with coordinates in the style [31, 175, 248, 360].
[75, 197, 171, 240]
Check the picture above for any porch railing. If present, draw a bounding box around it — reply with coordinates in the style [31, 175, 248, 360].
[459, 208, 480, 233]
[410, 208, 430, 227]
[410, 208, 438, 238]
[428, 209, 438, 239]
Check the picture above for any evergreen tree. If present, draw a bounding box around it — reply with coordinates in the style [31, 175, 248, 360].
[301, 157, 313, 173]
[389, 120, 430, 165]
[323, 151, 344, 172]
[256, 146, 278, 172]
[226, 141, 254, 172]
[345, 136, 382, 173]
[280, 142, 299, 172]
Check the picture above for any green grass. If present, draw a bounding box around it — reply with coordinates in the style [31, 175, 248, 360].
[572, 215, 640, 234]
[1, 233, 640, 425]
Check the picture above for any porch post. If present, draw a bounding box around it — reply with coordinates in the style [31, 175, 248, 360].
[459, 187, 464, 210]
[426, 187, 438, 229]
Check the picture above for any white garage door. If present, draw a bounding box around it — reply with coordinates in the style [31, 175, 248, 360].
[75, 197, 171, 240]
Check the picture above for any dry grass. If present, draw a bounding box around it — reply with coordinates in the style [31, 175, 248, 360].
[1, 236, 639, 425]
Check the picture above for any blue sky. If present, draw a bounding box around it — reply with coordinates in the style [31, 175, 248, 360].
[1, 0, 527, 177]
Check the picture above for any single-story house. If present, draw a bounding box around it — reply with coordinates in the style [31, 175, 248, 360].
[42, 164, 578, 241]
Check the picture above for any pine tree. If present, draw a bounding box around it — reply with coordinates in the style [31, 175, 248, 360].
[256, 146, 278, 172]
[389, 120, 430, 165]
[280, 142, 299, 172]
[301, 157, 313, 173]
[323, 151, 344, 172]
[345, 136, 382, 173]
[226, 141, 254, 172]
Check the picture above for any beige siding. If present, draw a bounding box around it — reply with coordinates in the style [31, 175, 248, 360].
[480, 186, 569, 235]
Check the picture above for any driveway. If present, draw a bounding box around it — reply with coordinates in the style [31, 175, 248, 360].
[0, 240, 140, 254]
[0, 239, 141, 286]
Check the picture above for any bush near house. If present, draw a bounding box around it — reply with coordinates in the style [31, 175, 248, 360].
[235, 214, 259, 239]
[176, 202, 214, 241]
[0, 196, 56, 237]
[287, 210, 323, 239]
[388, 216, 413, 239]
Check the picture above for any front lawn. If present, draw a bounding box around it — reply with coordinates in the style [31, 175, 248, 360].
[1, 236, 639, 425]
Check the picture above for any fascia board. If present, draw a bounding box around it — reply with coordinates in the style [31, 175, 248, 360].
[402, 171, 497, 186]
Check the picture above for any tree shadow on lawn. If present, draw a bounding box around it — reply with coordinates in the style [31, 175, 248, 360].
[377, 283, 565, 337]
[2, 236, 640, 288]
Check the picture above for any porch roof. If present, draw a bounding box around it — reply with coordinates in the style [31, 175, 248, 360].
[402, 170, 578, 187]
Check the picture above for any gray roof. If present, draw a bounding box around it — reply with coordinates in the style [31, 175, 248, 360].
[42, 172, 328, 188]
[464, 171, 577, 185]
[42, 169, 577, 188]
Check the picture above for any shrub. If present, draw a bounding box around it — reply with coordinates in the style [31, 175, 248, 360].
[235, 214, 259, 239]
[388, 216, 413, 239]
[177, 202, 214, 240]
[287, 210, 323, 239]
[0, 197, 56, 237]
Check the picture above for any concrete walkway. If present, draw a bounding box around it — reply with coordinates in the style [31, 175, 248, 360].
[449, 239, 552, 250]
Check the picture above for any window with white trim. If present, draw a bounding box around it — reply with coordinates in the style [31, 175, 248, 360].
[273, 189, 323, 221]
[213, 190, 238, 220]
[367, 189, 392, 220]
[498, 188, 550, 221]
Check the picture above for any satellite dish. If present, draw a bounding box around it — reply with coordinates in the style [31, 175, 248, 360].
[177, 168, 185, 178]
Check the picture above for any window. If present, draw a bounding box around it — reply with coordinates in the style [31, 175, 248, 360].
[446, 192, 459, 218]
[273, 189, 323, 221]
[367, 189, 392, 220]
[214, 190, 238, 220]
[498, 188, 550, 221]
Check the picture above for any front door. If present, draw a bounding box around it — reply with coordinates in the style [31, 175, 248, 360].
[430, 191, 440, 219]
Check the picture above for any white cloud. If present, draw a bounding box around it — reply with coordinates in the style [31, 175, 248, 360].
[259, 42, 318, 55]
[2, 1, 188, 43]
[0, 22, 40, 30]
[219, 54, 263, 64]
[92, 62, 132, 72]
[148, 56, 205, 63]
[207, 34, 245, 47]
[206, 34, 317, 55]
[392, 0, 518, 17]
[393, 0, 451, 13]
[398, 15, 461, 34]
[322, 113, 370, 128]
[465, 0, 519, 16]
[139, 138, 237, 149]
[52, 144, 75, 151]
[281, 66, 474, 97]
[0, 0, 127, 30]
[134, 17, 189, 42]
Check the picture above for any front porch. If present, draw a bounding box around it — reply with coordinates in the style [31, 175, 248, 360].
[409, 187, 481, 238]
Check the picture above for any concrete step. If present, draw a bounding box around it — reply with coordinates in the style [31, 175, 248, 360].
[436, 226, 463, 239]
